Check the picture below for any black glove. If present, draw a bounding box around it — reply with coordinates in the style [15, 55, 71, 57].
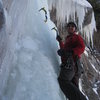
[57, 49, 65, 57]
[56, 35, 62, 42]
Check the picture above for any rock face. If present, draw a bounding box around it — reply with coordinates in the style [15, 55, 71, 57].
[81, 53, 100, 100]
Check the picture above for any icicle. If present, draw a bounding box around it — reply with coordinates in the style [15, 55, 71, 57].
[47, 0, 92, 26]
[83, 12, 96, 47]
[47, 0, 96, 46]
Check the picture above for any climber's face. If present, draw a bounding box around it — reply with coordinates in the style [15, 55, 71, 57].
[67, 24, 76, 34]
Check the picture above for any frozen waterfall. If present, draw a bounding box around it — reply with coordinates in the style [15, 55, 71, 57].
[0, 0, 97, 100]
[0, 0, 62, 100]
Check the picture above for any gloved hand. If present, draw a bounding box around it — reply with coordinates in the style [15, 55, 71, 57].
[57, 49, 65, 57]
[56, 35, 62, 42]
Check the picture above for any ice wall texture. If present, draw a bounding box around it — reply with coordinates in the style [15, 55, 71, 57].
[0, 1, 10, 98]
[0, 0, 62, 100]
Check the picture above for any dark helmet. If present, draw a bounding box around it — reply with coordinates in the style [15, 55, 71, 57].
[65, 22, 77, 29]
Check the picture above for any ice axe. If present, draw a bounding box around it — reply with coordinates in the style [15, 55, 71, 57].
[39, 7, 48, 23]
[51, 27, 59, 37]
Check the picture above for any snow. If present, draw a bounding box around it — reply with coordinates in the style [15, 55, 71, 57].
[79, 79, 89, 100]
[79, 79, 82, 92]
[93, 87, 98, 95]
[92, 81, 100, 97]
[91, 63, 98, 73]
[89, 60, 100, 75]
[84, 50, 88, 57]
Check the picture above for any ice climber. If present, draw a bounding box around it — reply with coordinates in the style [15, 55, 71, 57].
[56, 22, 87, 100]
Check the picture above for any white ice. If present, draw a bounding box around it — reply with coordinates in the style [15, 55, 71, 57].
[0, 0, 62, 100]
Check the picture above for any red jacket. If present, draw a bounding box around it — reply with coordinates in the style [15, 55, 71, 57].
[58, 32, 85, 63]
